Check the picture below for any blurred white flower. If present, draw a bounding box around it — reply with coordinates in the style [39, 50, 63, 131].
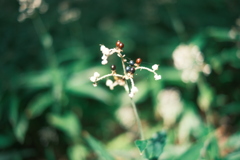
[172, 44, 211, 83]
[59, 8, 81, 24]
[18, 0, 48, 22]
[116, 105, 135, 129]
[157, 89, 183, 127]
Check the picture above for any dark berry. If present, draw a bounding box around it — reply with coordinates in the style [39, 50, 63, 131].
[128, 60, 135, 66]
[125, 66, 131, 72]
[116, 40, 124, 49]
[130, 67, 135, 74]
[110, 65, 116, 71]
[135, 58, 142, 64]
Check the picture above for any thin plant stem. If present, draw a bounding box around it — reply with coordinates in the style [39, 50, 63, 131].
[130, 98, 145, 140]
[119, 56, 145, 140]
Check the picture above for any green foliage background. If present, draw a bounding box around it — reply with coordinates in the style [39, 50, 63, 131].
[1, 0, 240, 159]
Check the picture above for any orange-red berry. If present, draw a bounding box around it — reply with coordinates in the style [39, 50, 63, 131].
[135, 58, 142, 64]
[116, 40, 124, 49]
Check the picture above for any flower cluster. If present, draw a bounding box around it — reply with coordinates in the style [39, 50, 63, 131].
[172, 44, 211, 83]
[18, 0, 48, 22]
[90, 40, 161, 98]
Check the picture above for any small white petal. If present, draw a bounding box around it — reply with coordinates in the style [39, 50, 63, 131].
[100, 45, 110, 55]
[154, 74, 161, 80]
[94, 72, 100, 77]
[129, 92, 134, 98]
[101, 55, 107, 60]
[90, 76, 96, 82]
[152, 64, 159, 71]
[101, 59, 108, 65]
[131, 86, 138, 93]
[106, 79, 113, 86]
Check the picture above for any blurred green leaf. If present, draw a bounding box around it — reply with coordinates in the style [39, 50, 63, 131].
[9, 94, 18, 127]
[66, 83, 112, 105]
[134, 132, 167, 159]
[19, 71, 52, 89]
[135, 140, 148, 153]
[83, 132, 114, 160]
[206, 136, 220, 160]
[14, 114, 29, 143]
[207, 27, 232, 41]
[177, 139, 205, 160]
[225, 151, 240, 160]
[143, 131, 167, 160]
[197, 79, 214, 112]
[68, 144, 88, 160]
[226, 131, 240, 150]
[47, 111, 81, 139]
[25, 92, 53, 119]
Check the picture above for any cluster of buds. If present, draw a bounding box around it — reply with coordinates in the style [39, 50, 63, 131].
[90, 40, 161, 98]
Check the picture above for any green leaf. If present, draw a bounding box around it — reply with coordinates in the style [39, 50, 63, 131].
[135, 140, 148, 153]
[177, 138, 205, 160]
[68, 144, 87, 160]
[144, 131, 167, 159]
[9, 94, 18, 127]
[66, 83, 112, 105]
[225, 151, 240, 160]
[14, 114, 29, 143]
[19, 71, 52, 89]
[206, 136, 220, 160]
[47, 111, 81, 139]
[207, 27, 232, 41]
[197, 80, 214, 112]
[25, 92, 53, 119]
[83, 132, 114, 160]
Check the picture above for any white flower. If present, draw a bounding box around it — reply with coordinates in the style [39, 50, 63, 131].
[172, 44, 210, 83]
[129, 92, 134, 98]
[116, 105, 136, 129]
[129, 86, 138, 98]
[106, 79, 113, 86]
[94, 72, 100, 77]
[101, 59, 108, 65]
[131, 86, 138, 93]
[154, 74, 161, 80]
[100, 45, 110, 56]
[157, 89, 183, 127]
[90, 72, 100, 82]
[152, 64, 159, 71]
[90, 76, 96, 82]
